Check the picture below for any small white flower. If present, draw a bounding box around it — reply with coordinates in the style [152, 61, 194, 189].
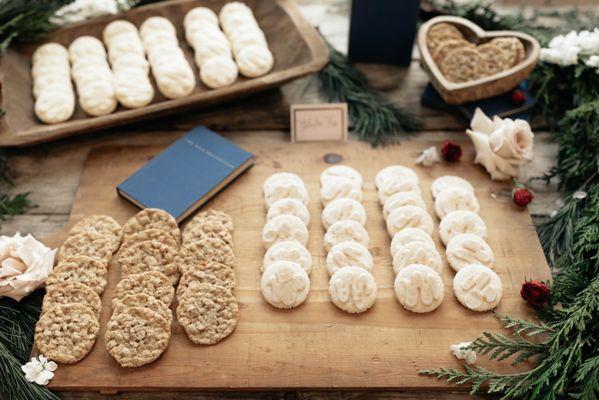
[450, 342, 477, 365]
[415, 146, 440, 167]
[572, 190, 588, 199]
[21, 355, 58, 386]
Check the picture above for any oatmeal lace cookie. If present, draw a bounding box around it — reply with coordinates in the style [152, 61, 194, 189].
[426, 22, 464, 53]
[68, 215, 122, 252]
[440, 47, 488, 83]
[113, 271, 174, 306]
[489, 37, 525, 67]
[179, 237, 235, 274]
[118, 228, 179, 258]
[58, 231, 113, 264]
[46, 255, 108, 294]
[177, 261, 236, 297]
[112, 293, 173, 325]
[182, 221, 234, 247]
[184, 209, 234, 237]
[118, 239, 181, 285]
[122, 208, 180, 243]
[42, 281, 102, 319]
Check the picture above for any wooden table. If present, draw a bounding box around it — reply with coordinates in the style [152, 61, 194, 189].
[1, 0, 580, 398]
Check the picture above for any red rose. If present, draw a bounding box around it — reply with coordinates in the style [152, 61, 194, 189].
[513, 188, 534, 207]
[511, 89, 526, 106]
[441, 141, 462, 162]
[520, 281, 550, 307]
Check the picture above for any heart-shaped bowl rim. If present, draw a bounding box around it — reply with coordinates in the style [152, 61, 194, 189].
[418, 16, 540, 101]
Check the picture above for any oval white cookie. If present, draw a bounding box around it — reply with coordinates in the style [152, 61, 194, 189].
[392, 242, 442, 275]
[326, 241, 373, 276]
[322, 198, 366, 230]
[320, 165, 363, 188]
[262, 215, 308, 249]
[263, 178, 309, 208]
[453, 264, 502, 311]
[434, 187, 480, 219]
[320, 178, 362, 206]
[378, 178, 421, 205]
[446, 234, 494, 272]
[386, 205, 434, 237]
[200, 55, 239, 89]
[439, 210, 487, 246]
[266, 198, 310, 226]
[375, 165, 419, 189]
[328, 266, 377, 314]
[431, 175, 474, 199]
[263, 172, 304, 194]
[390, 228, 435, 259]
[261, 260, 310, 309]
[184, 7, 219, 28]
[263, 241, 312, 274]
[394, 264, 444, 313]
[236, 44, 274, 78]
[324, 220, 369, 252]
[383, 191, 427, 218]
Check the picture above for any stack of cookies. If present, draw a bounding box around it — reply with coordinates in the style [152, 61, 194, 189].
[260, 172, 311, 309]
[177, 210, 238, 345]
[431, 176, 503, 312]
[426, 22, 526, 83]
[375, 165, 445, 314]
[105, 208, 179, 367]
[320, 165, 377, 314]
[35, 215, 122, 364]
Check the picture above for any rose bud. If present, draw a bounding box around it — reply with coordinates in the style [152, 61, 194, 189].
[441, 141, 462, 162]
[513, 188, 534, 207]
[511, 89, 526, 106]
[520, 280, 550, 307]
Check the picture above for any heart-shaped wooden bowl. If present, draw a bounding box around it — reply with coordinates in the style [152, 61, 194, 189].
[417, 16, 540, 105]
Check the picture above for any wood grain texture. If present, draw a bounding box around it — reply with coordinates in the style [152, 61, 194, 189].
[42, 140, 551, 392]
[0, 0, 328, 147]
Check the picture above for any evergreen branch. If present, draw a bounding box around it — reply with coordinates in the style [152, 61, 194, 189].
[495, 312, 552, 337]
[471, 332, 546, 365]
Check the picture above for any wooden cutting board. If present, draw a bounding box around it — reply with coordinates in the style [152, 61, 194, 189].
[44, 139, 551, 392]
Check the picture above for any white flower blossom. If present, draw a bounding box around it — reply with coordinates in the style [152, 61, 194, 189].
[415, 146, 440, 167]
[51, 0, 132, 25]
[21, 355, 58, 386]
[450, 342, 477, 365]
[540, 29, 599, 66]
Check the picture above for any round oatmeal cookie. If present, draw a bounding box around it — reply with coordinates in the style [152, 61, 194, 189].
[440, 47, 489, 83]
[105, 306, 171, 367]
[68, 215, 122, 252]
[122, 208, 180, 244]
[432, 39, 474, 65]
[118, 228, 179, 258]
[490, 37, 525, 67]
[46, 256, 108, 294]
[476, 43, 513, 75]
[35, 303, 100, 364]
[179, 237, 235, 273]
[426, 22, 464, 53]
[182, 220, 233, 247]
[176, 261, 236, 297]
[112, 293, 173, 325]
[42, 281, 102, 318]
[184, 209, 234, 235]
[176, 283, 239, 345]
[58, 231, 113, 264]
[113, 271, 174, 306]
[118, 240, 181, 285]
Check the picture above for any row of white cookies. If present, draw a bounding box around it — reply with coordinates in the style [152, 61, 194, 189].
[261, 172, 311, 309]
[431, 176, 502, 312]
[375, 165, 445, 314]
[320, 165, 377, 314]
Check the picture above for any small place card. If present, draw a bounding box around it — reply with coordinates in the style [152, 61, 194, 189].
[290, 103, 348, 142]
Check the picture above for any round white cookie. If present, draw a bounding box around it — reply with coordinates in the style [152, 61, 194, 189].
[200, 56, 238, 89]
[35, 90, 75, 124]
[263, 241, 312, 274]
[431, 175, 474, 199]
[324, 220, 369, 252]
[434, 187, 480, 219]
[446, 234, 494, 272]
[263, 172, 304, 194]
[378, 178, 422, 205]
[326, 241, 373, 276]
[392, 242, 442, 275]
[33, 43, 69, 64]
[140, 17, 176, 39]
[113, 69, 154, 108]
[383, 191, 427, 218]
[184, 7, 219, 28]
[322, 198, 366, 230]
[68, 36, 106, 63]
[394, 264, 444, 313]
[320, 178, 363, 206]
[103, 20, 138, 44]
[386, 205, 434, 237]
[236, 45, 274, 78]
[320, 165, 363, 188]
[439, 210, 487, 246]
[112, 53, 150, 74]
[260, 260, 310, 309]
[390, 228, 435, 259]
[453, 264, 502, 311]
[77, 81, 117, 116]
[375, 165, 419, 189]
[266, 198, 310, 225]
[328, 266, 377, 314]
[192, 36, 231, 66]
[262, 215, 308, 249]
[263, 178, 309, 208]
[154, 61, 196, 99]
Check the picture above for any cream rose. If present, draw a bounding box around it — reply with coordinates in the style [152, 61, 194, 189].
[0, 233, 56, 301]
[466, 108, 535, 180]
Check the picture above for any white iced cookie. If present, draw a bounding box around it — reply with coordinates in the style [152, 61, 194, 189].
[386, 205, 434, 237]
[113, 68, 154, 109]
[192, 35, 231, 66]
[320, 178, 362, 206]
[328, 266, 377, 313]
[34, 90, 75, 124]
[326, 241, 373, 276]
[262, 215, 308, 249]
[434, 187, 480, 219]
[76, 80, 117, 117]
[263, 241, 312, 274]
[139, 17, 176, 39]
[111, 53, 150, 74]
[446, 234, 494, 272]
[229, 27, 267, 54]
[320, 165, 363, 188]
[431, 175, 474, 199]
[263, 179, 309, 208]
[236, 44, 273, 78]
[453, 264, 502, 311]
[394, 264, 444, 313]
[32, 43, 69, 64]
[321, 198, 366, 230]
[439, 210, 487, 246]
[184, 7, 219, 28]
[263, 172, 304, 194]
[392, 242, 442, 275]
[383, 191, 427, 218]
[261, 260, 310, 309]
[68, 36, 106, 63]
[153, 61, 196, 99]
[103, 20, 138, 44]
[266, 198, 310, 226]
[324, 220, 369, 252]
[378, 178, 422, 205]
[200, 56, 239, 89]
[390, 228, 435, 259]
[375, 165, 419, 189]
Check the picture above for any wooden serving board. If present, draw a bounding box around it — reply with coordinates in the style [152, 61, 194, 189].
[0, 0, 328, 147]
[43, 139, 550, 392]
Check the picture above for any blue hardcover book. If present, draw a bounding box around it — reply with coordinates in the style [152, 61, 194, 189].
[117, 126, 254, 222]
